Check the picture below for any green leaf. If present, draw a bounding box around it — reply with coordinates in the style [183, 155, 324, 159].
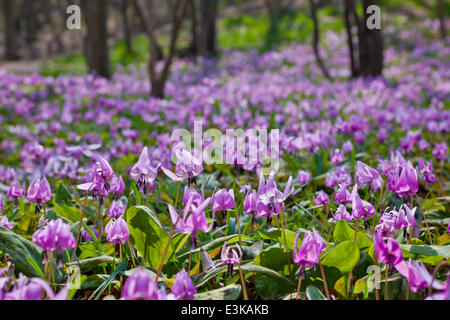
[195, 284, 241, 300]
[67, 255, 116, 272]
[26, 257, 44, 278]
[353, 279, 366, 294]
[0, 227, 43, 277]
[321, 240, 360, 273]
[257, 228, 298, 249]
[126, 205, 172, 269]
[241, 263, 294, 289]
[54, 182, 74, 207]
[254, 247, 293, 275]
[89, 259, 127, 300]
[399, 244, 450, 259]
[333, 220, 372, 249]
[306, 285, 327, 300]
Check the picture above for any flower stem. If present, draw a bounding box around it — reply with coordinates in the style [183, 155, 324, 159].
[319, 263, 331, 299]
[155, 182, 181, 281]
[384, 266, 389, 300]
[277, 203, 292, 280]
[296, 275, 303, 300]
[414, 194, 433, 244]
[72, 193, 89, 262]
[126, 239, 136, 268]
[238, 263, 248, 300]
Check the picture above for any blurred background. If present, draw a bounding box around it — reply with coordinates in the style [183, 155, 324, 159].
[0, 0, 447, 96]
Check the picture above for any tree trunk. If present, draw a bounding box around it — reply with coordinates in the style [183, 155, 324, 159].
[23, 0, 38, 59]
[437, 0, 447, 38]
[344, 0, 359, 77]
[2, 0, 20, 60]
[199, 0, 217, 56]
[309, 0, 331, 79]
[121, 0, 133, 53]
[82, 0, 110, 78]
[358, 0, 383, 77]
[188, 0, 198, 56]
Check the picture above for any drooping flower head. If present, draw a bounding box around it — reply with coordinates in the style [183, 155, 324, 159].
[109, 175, 125, 195]
[293, 228, 327, 271]
[395, 259, 445, 294]
[374, 231, 403, 266]
[221, 242, 242, 277]
[211, 189, 235, 211]
[169, 193, 213, 250]
[330, 149, 345, 164]
[297, 170, 312, 185]
[355, 161, 382, 191]
[107, 199, 126, 218]
[77, 155, 115, 198]
[32, 219, 76, 258]
[313, 190, 329, 206]
[130, 147, 160, 195]
[432, 142, 447, 164]
[162, 144, 203, 184]
[82, 225, 101, 242]
[27, 177, 51, 213]
[105, 216, 129, 246]
[7, 182, 25, 201]
[333, 204, 352, 222]
[394, 161, 418, 198]
[121, 268, 159, 300]
[170, 269, 196, 300]
[419, 158, 435, 185]
[334, 184, 352, 205]
[0, 215, 15, 230]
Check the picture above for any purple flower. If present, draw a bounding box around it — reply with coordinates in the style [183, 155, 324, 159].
[105, 216, 129, 245]
[342, 141, 353, 153]
[330, 149, 345, 164]
[107, 200, 126, 218]
[32, 219, 76, 252]
[350, 184, 375, 220]
[395, 259, 445, 294]
[293, 228, 327, 268]
[170, 269, 196, 300]
[121, 268, 159, 300]
[0, 215, 14, 230]
[297, 170, 312, 185]
[1, 277, 68, 300]
[374, 231, 403, 266]
[77, 155, 115, 198]
[432, 142, 447, 163]
[168, 194, 213, 248]
[333, 204, 352, 222]
[130, 147, 160, 195]
[334, 184, 352, 204]
[426, 276, 450, 300]
[313, 190, 329, 206]
[211, 189, 235, 211]
[27, 177, 51, 212]
[394, 161, 418, 198]
[7, 182, 25, 200]
[355, 161, 381, 187]
[375, 208, 396, 236]
[257, 171, 294, 217]
[82, 225, 101, 242]
[0, 194, 4, 212]
[419, 158, 435, 185]
[221, 242, 242, 277]
[162, 146, 203, 182]
[109, 175, 125, 195]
